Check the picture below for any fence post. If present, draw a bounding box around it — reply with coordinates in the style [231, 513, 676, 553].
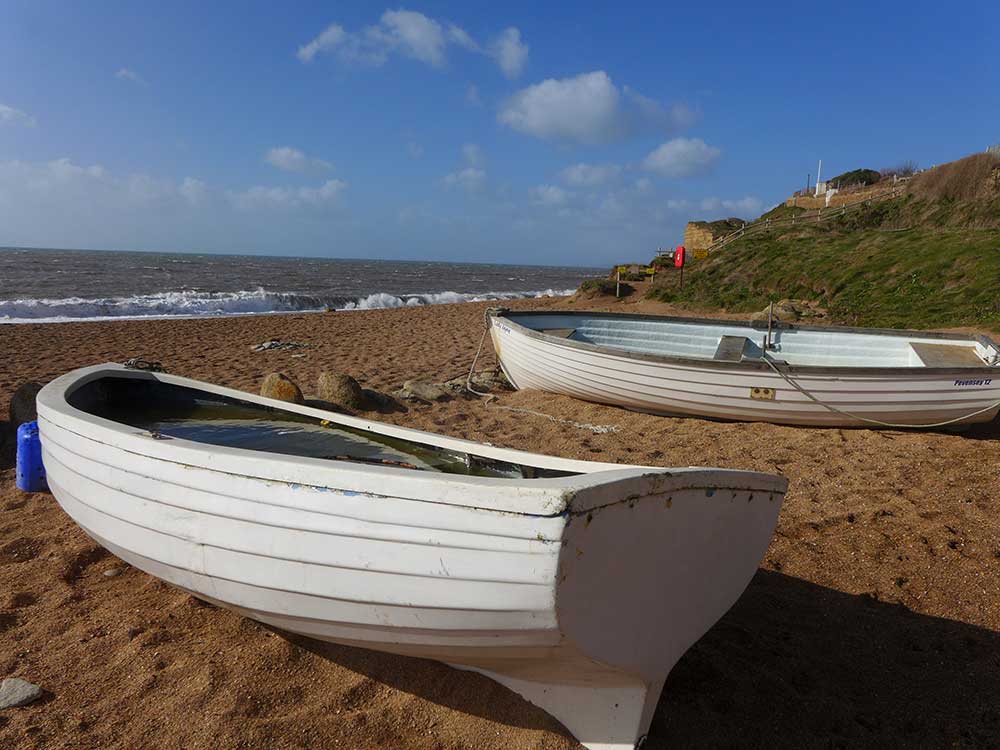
[616, 269, 621, 298]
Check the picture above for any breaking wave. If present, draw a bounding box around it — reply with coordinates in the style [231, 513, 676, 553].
[0, 287, 576, 324]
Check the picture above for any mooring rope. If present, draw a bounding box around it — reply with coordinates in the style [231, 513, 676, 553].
[465, 308, 497, 399]
[762, 355, 1000, 429]
[465, 307, 621, 434]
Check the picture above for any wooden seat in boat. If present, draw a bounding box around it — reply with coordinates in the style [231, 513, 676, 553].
[910, 342, 985, 367]
[714, 335, 756, 362]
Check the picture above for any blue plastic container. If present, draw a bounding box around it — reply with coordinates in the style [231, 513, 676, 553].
[16, 421, 48, 492]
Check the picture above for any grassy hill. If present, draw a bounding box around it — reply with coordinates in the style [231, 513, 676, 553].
[649, 153, 1000, 329]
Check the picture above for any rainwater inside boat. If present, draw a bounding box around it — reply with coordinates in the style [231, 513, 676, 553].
[68, 376, 576, 480]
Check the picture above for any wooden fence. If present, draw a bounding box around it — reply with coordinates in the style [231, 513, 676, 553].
[704, 186, 905, 254]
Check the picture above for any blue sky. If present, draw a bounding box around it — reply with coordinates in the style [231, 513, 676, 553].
[1, 1, 997, 266]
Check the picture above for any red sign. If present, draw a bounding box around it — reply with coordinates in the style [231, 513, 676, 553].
[674, 245, 685, 268]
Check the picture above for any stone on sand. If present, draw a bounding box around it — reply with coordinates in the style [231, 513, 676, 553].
[0, 678, 43, 709]
[395, 380, 450, 403]
[751, 299, 826, 323]
[260, 372, 304, 404]
[445, 369, 511, 394]
[317, 371, 370, 411]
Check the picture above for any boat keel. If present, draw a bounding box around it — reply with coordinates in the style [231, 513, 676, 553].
[455, 666, 663, 750]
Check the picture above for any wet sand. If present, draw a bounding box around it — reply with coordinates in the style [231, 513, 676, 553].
[2, 295, 999, 749]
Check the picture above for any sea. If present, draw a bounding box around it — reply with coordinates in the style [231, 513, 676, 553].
[0, 248, 601, 324]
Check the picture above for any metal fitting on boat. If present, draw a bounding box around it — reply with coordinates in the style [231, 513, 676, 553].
[123, 358, 165, 372]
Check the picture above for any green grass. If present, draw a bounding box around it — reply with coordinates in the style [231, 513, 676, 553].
[648, 203, 1000, 329]
[759, 203, 811, 221]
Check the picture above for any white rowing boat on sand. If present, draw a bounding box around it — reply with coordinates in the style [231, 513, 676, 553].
[490, 310, 1000, 428]
[37, 363, 786, 750]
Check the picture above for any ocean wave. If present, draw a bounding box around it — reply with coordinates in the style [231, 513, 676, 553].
[0, 287, 575, 324]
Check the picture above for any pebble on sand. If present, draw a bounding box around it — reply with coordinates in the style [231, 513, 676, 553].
[0, 678, 44, 709]
[259, 372, 304, 404]
[317, 371, 370, 411]
[395, 380, 451, 403]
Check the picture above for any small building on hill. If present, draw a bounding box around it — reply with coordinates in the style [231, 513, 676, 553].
[684, 218, 745, 249]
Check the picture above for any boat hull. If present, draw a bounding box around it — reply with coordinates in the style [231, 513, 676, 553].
[38, 364, 788, 749]
[491, 313, 1000, 428]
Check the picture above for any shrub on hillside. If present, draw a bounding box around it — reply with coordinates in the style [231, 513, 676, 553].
[881, 160, 919, 178]
[829, 168, 882, 188]
[580, 278, 633, 296]
[690, 217, 746, 235]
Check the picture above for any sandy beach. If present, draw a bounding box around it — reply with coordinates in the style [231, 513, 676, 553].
[2, 296, 999, 749]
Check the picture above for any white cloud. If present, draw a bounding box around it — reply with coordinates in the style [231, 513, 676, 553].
[559, 162, 620, 187]
[297, 12, 527, 77]
[597, 193, 628, 222]
[462, 143, 484, 167]
[465, 84, 482, 106]
[296, 12, 448, 66]
[700, 195, 762, 216]
[628, 90, 698, 130]
[530, 184, 569, 206]
[666, 198, 690, 210]
[297, 24, 348, 63]
[264, 146, 332, 173]
[379, 9, 448, 66]
[500, 72, 619, 144]
[0, 157, 345, 222]
[230, 179, 347, 210]
[443, 167, 486, 192]
[0, 103, 36, 127]
[634, 177, 652, 193]
[0, 158, 356, 253]
[447, 24, 480, 52]
[642, 137, 721, 178]
[115, 68, 146, 85]
[499, 71, 693, 144]
[407, 142, 424, 159]
[179, 177, 207, 205]
[490, 27, 528, 79]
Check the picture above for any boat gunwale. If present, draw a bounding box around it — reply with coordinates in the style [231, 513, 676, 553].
[493, 310, 1000, 377]
[37, 364, 788, 516]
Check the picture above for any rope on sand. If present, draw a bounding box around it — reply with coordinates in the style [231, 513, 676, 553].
[487, 404, 620, 434]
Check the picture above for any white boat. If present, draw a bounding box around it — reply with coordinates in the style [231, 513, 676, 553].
[490, 310, 1000, 428]
[37, 363, 786, 750]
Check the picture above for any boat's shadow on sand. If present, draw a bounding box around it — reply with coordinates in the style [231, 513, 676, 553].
[287, 569, 1000, 749]
[0, 421, 14, 470]
[963, 415, 1000, 441]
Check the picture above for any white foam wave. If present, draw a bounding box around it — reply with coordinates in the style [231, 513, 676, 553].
[340, 289, 573, 310]
[0, 287, 574, 324]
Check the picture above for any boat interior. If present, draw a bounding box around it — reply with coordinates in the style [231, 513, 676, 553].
[66, 375, 578, 479]
[504, 313, 1000, 369]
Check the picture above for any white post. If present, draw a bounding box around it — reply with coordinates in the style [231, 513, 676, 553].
[814, 159, 823, 197]
[616, 269, 621, 298]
